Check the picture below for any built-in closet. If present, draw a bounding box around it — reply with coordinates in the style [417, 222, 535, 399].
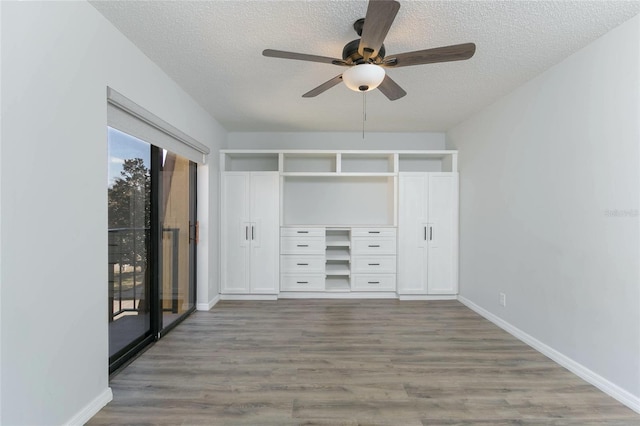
[220, 150, 458, 300]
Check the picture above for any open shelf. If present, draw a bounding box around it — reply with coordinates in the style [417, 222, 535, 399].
[398, 153, 456, 173]
[326, 247, 350, 261]
[220, 150, 458, 174]
[341, 153, 394, 173]
[283, 153, 336, 173]
[221, 152, 279, 172]
[325, 277, 351, 292]
[325, 263, 350, 276]
[326, 228, 351, 247]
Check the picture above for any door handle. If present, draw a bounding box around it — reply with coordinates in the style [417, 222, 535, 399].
[189, 221, 199, 244]
[245, 226, 249, 241]
[429, 226, 433, 241]
[424, 226, 427, 241]
[252, 225, 255, 240]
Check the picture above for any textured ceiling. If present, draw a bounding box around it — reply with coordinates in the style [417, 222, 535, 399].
[90, 1, 640, 132]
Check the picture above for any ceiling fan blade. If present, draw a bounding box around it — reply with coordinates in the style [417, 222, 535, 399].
[377, 74, 406, 101]
[358, 0, 400, 61]
[384, 43, 476, 68]
[302, 74, 344, 98]
[263, 49, 348, 66]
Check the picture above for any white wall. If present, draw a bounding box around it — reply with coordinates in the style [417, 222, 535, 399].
[0, 2, 225, 424]
[0, 1, 3, 420]
[447, 14, 640, 407]
[228, 132, 445, 150]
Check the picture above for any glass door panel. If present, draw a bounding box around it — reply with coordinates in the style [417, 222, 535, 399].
[159, 151, 196, 331]
[107, 128, 152, 364]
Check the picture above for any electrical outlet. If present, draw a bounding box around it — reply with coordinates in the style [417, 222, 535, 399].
[499, 293, 506, 307]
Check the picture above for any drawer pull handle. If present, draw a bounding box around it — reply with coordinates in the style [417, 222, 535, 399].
[368, 244, 380, 247]
[368, 281, 380, 284]
[368, 231, 380, 234]
[297, 244, 309, 247]
[368, 263, 380, 266]
[296, 281, 309, 284]
[296, 263, 309, 266]
[297, 231, 309, 234]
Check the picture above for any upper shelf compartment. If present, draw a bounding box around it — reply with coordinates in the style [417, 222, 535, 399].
[340, 153, 394, 174]
[221, 152, 279, 172]
[220, 150, 457, 174]
[283, 153, 336, 174]
[398, 152, 457, 173]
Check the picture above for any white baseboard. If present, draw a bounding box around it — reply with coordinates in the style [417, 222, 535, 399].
[65, 387, 113, 426]
[196, 294, 220, 311]
[279, 291, 398, 299]
[219, 294, 278, 301]
[398, 294, 457, 301]
[457, 295, 640, 414]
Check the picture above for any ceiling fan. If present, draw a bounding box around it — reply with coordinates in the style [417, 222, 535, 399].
[263, 0, 476, 101]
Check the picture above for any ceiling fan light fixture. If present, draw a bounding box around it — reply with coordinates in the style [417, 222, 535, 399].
[342, 64, 385, 92]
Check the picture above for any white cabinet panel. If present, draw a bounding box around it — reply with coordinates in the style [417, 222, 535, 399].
[221, 173, 251, 293]
[398, 173, 458, 295]
[221, 172, 279, 294]
[427, 174, 458, 294]
[397, 174, 428, 294]
[249, 172, 280, 294]
[352, 274, 396, 291]
[352, 237, 396, 255]
[280, 274, 326, 291]
[351, 228, 397, 237]
[352, 256, 396, 274]
[280, 237, 326, 255]
[280, 227, 325, 237]
[280, 256, 325, 273]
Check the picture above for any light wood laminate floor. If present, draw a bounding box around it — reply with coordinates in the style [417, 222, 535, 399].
[89, 300, 640, 425]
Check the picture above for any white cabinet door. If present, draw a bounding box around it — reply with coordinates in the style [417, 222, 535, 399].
[221, 172, 279, 294]
[427, 174, 458, 294]
[220, 173, 251, 293]
[249, 172, 279, 294]
[398, 173, 458, 295]
[397, 174, 428, 294]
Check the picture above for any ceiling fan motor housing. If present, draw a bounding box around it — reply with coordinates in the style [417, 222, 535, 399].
[342, 39, 386, 64]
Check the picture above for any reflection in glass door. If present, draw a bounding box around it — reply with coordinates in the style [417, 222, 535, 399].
[107, 128, 153, 367]
[158, 151, 196, 332]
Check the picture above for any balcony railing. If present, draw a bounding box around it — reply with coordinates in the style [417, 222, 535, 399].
[108, 227, 149, 321]
[108, 227, 181, 322]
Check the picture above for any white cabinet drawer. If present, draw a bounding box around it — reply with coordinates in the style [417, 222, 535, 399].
[280, 237, 325, 254]
[351, 228, 397, 237]
[280, 274, 325, 291]
[352, 237, 396, 255]
[281, 227, 325, 237]
[352, 256, 397, 274]
[352, 274, 396, 291]
[280, 256, 325, 273]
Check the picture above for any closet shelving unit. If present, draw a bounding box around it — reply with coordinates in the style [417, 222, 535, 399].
[220, 149, 458, 299]
[325, 228, 351, 291]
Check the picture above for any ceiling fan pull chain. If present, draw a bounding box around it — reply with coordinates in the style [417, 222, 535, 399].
[362, 91, 366, 139]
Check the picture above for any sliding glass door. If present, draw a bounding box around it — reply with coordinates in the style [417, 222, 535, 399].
[108, 127, 197, 373]
[158, 150, 197, 333]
